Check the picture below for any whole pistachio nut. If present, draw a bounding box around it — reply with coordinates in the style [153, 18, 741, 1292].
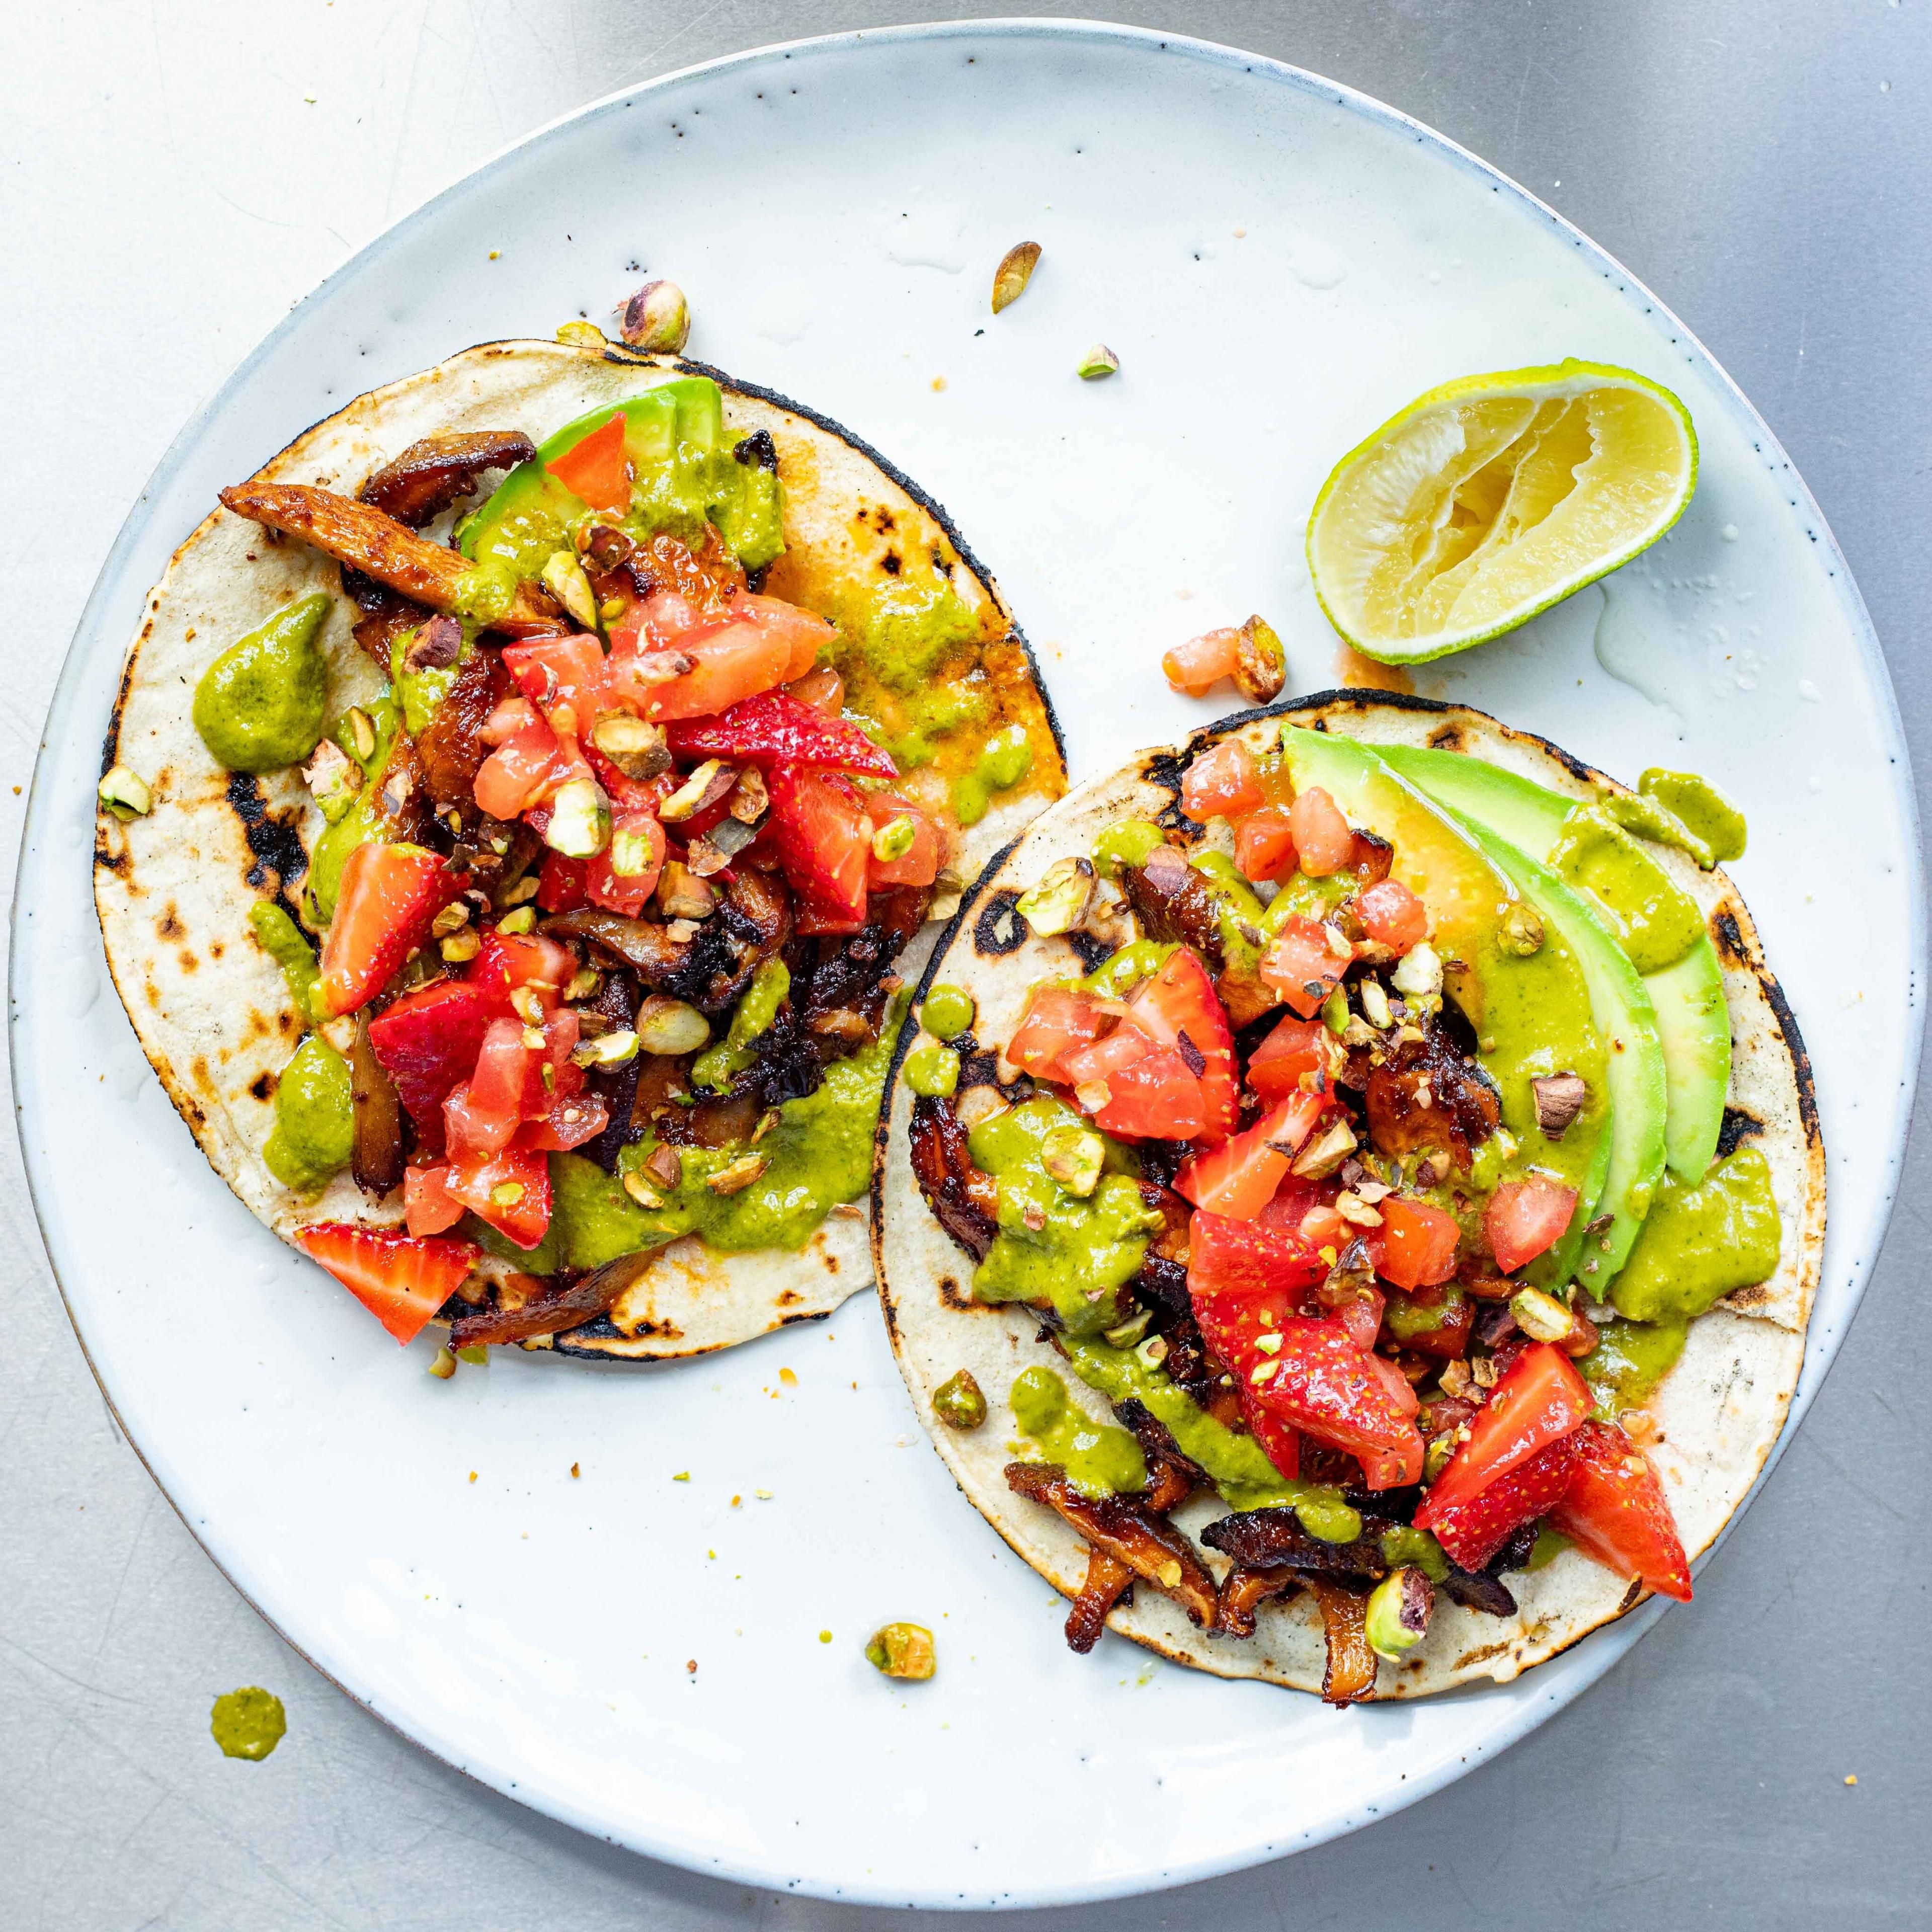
[619, 278, 691, 353]
[1077, 343, 1121, 380]
[992, 240, 1042, 313]
[1498, 901, 1546, 956]
[864, 1622, 937, 1681]
[633, 997, 711, 1057]
[1510, 1285, 1576, 1344]
[1365, 1566, 1434, 1661]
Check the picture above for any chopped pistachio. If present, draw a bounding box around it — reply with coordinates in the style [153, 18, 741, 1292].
[618, 277, 690, 353]
[1391, 942, 1443, 998]
[565, 965, 602, 1002]
[431, 899, 471, 937]
[656, 862, 718, 920]
[490, 1181, 526, 1206]
[97, 764, 153, 821]
[607, 822, 660, 879]
[707, 1152, 769, 1196]
[1510, 1285, 1575, 1343]
[706, 817, 759, 859]
[1359, 980, 1392, 1029]
[685, 835, 730, 878]
[660, 759, 733, 823]
[870, 814, 917, 863]
[633, 998, 709, 1056]
[1292, 1115, 1358, 1179]
[931, 1369, 988, 1430]
[1321, 987, 1350, 1035]
[1077, 343, 1120, 380]
[992, 241, 1041, 313]
[1103, 1306, 1154, 1349]
[496, 907, 536, 936]
[1365, 1566, 1433, 1661]
[1532, 1072, 1589, 1140]
[503, 874, 541, 906]
[646, 1143, 684, 1187]
[864, 1622, 936, 1680]
[574, 1027, 640, 1067]
[555, 318, 608, 347]
[1498, 902, 1546, 956]
[1335, 1190, 1384, 1228]
[343, 706, 378, 763]
[440, 929, 482, 963]
[730, 766, 769, 823]
[428, 1346, 457, 1380]
[1135, 1332, 1170, 1371]
[299, 739, 361, 823]
[621, 1170, 665, 1210]
[543, 777, 612, 858]
[591, 713, 671, 781]
[1039, 1121, 1105, 1198]
[1233, 614, 1285, 704]
[1015, 855, 1096, 937]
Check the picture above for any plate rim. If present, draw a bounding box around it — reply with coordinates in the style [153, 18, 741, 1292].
[13, 16, 1925, 1910]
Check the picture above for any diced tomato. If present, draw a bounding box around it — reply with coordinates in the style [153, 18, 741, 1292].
[545, 411, 630, 512]
[367, 979, 499, 1153]
[1186, 1210, 1331, 1302]
[1417, 1342, 1593, 1523]
[1176, 1091, 1328, 1219]
[1236, 1384, 1301, 1482]
[865, 792, 942, 889]
[1258, 915, 1348, 1018]
[1356, 878, 1429, 953]
[469, 927, 574, 1011]
[766, 767, 870, 931]
[513, 1008, 582, 1121]
[502, 633, 609, 732]
[293, 1222, 477, 1346]
[536, 851, 588, 914]
[585, 809, 667, 916]
[1198, 1308, 1424, 1491]
[481, 696, 540, 744]
[1550, 1420, 1693, 1601]
[1087, 1046, 1209, 1141]
[666, 690, 897, 778]
[318, 842, 459, 1017]
[1126, 946, 1239, 1139]
[1373, 1196, 1462, 1291]
[403, 1163, 466, 1237]
[1006, 985, 1114, 1082]
[443, 1145, 552, 1249]
[473, 709, 579, 820]
[1289, 785, 1354, 875]
[1058, 1019, 1156, 1088]
[1427, 1432, 1580, 1570]
[1233, 806, 1298, 883]
[1180, 738, 1263, 823]
[1246, 1017, 1327, 1102]
[444, 1017, 531, 1158]
[1486, 1176, 1580, 1273]
[516, 1090, 610, 1152]
[1161, 626, 1242, 698]
[607, 595, 831, 721]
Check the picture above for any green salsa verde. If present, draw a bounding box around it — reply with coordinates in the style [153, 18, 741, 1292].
[192, 593, 331, 774]
[1581, 1313, 1689, 1418]
[1639, 768, 1747, 863]
[1547, 803, 1705, 975]
[249, 901, 324, 1027]
[264, 1035, 353, 1191]
[1609, 1143, 1781, 1322]
[1008, 1365, 1147, 1498]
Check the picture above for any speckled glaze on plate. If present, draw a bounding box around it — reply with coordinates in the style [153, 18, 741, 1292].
[14, 20, 1921, 1910]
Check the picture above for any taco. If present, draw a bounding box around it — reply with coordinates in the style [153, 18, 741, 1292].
[95, 338, 1064, 1360]
[874, 692, 1819, 1700]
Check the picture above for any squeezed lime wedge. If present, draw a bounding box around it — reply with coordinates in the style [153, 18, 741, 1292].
[1306, 360, 1697, 665]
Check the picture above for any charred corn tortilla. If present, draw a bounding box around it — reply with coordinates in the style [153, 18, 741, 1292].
[95, 338, 1065, 1359]
[872, 692, 1820, 1695]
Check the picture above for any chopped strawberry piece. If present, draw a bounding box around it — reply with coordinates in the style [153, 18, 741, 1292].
[1486, 1176, 1580, 1273]
[469, 928, 574, 1012]
[1161, 626, 1242, 697]
[1246, 1016, 1327, 1102]
[318, 843, 459, 1017]
[1233, 806, 1298, 883]
[1006, 986, 1115, 1082]
[666, 690, 897, 777]
[1176, 1090, 1328, 1219]
[865, 793, 942, 889]
[443, 1145, 552, 1249]
[1289, 785, 1354, 875]
[1338, 1287, 1385, 1355]
[585, 808, 666, 916]
[1551, 1420, 1693, 1601]
[1258, 915, 1348, 1018]
[1417, 1342, 1593, 1524]
[1180, 738, 1263, 823]
[536, 851, 588, 914]
[1237, 1383, 1301, 1481]
[367, 979, 498, 1153]
[403, 1163, 466, 1236]
[766, 766, 870, 930]
[445, 1017, 531, 1159]
[514, 1008, 581, 1120]
[1086, 1045, 1209, 1141]
[1356, 878, 1429, 953]
[1427, 1431, 1580, 1570]
[1125, 946, 1239, 1139]
[516, 1090, 610, 1152]
[1186, 1209, 1331, 1300]
[294, 1221, 477, 1345]
[545, 410, 630, 512]
[1058, 1017, 1157, 1088]
[1373, 1196, 1462, 1291]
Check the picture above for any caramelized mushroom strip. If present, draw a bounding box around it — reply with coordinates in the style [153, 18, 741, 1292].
[219, 482, 556, 632]
[1303, 1579, 1378, 1706]
[1065, 1549, 1135, 1654]
[415, 648, 512, 807]
[349, 1011, 405, 1197]
[541, 910, 695, 982]
[1200, 1507, 1391, 1580]
[359, 430, 537, 528]
[450, 1250, 660, 1348]
[908, 1094, 999, 1262]
[1004, 1462, 1219, 1634]
[1213, 1564, 1302, 1639]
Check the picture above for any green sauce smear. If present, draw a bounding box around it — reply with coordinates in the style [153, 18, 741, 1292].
[303, 694, 402, 929]
[1008, 1365, 1147, 1498]
[249, 901, 324, 1027]
[210, 1686, 286, 1761]
[1548, 803, 1704, 974]
[192, 593, 330, 774]
[1582, 1313, 1689, 1418]
[952, 723, 1034, 827]
[264, 1036, 353, 1191]
[692, 959, 788, 1092]
[1640, 768, 1748, 863]
[1609, 1143, 1781, 1322]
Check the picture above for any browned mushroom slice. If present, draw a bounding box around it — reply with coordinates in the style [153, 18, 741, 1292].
[907, 1094, 1000, 1263]
[1213, 1564, 1302, 1639]
[349, 1011, 405, 1197]
[415, 648, 512, 808]
[451, 1251, 659, 1348]
[359, 430, 538, 529]
[1122, 845, 1227, 966]
[1065, 1548, 1135, 1654]
[219, 482, 557, 633]
[541, 909, 696, 982]
[1303, 1578, 1378, 1706]
[1364, 1026, 1502, 1169]
[1004, 1462, 1219, 1635]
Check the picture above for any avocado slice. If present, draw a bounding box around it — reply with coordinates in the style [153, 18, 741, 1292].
[457, 374, 783, 583]
[1379, 743, 1728, 1183]
[1433, 801, 1667, 1284]
[1281, 728, 1611, 1288]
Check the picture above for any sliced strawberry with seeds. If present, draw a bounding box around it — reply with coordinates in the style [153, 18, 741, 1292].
[1551, 1420, 1693, 1601]
[294, 1221, 477, 1345]
[443, 1145, 552, 1249]
[367, 980, 499, 1154]
[318, 843, 460, 1017]
[1426, 1430, 1579, 1570]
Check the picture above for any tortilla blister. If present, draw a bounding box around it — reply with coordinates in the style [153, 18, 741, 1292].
[94, 339, 1065, 1360]
[872, 693, 1820, 1696]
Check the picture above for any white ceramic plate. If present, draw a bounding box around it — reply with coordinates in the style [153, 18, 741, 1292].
[16, 21, 1921, 1910]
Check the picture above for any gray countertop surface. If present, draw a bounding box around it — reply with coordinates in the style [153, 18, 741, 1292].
[4, 4, 1927, 1926]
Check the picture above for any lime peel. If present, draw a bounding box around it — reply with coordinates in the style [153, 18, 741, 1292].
[1306, 359, 1698, 665]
